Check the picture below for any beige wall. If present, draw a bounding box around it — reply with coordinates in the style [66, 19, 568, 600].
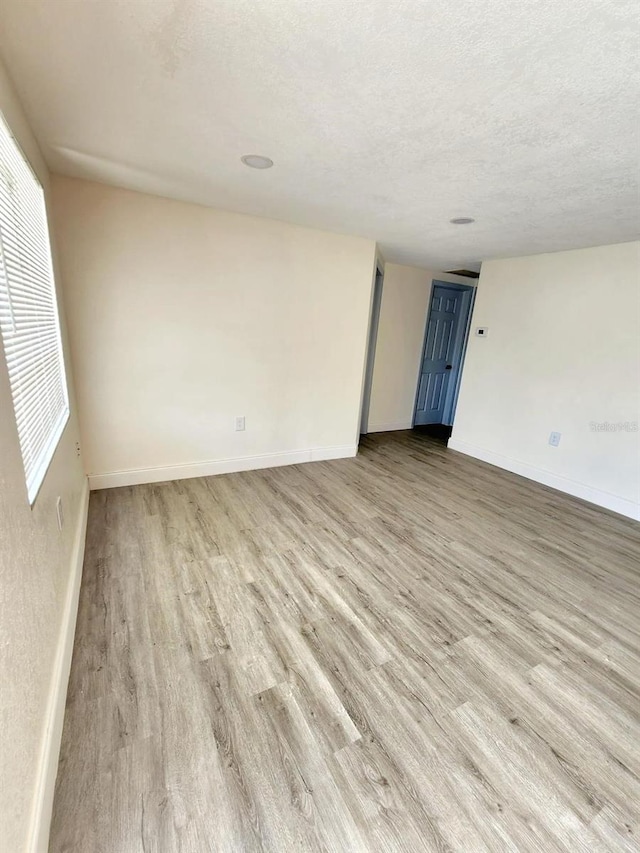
[367, 263, 474, 431]
[0, 61, 86, 852]
[52, 176, 377, 486]
[451, 242, 640, 520]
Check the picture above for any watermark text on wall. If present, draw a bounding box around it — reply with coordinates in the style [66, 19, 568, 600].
[589, 421, 638, 432]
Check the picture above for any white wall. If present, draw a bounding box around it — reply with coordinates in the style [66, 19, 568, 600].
[51, 176, 377, 487]
[0, 60, 87, 852]
[367, 263, 474, 432]
[450, 242, 640, 520]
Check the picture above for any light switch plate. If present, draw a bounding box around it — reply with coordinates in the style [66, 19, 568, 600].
[475, 327, 488, 337]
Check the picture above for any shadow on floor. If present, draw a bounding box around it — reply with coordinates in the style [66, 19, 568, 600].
[412, 424, 452, 442]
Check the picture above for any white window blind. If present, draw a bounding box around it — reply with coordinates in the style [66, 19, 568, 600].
[0, 112, 69, 504]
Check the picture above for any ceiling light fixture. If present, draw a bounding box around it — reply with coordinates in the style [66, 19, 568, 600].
[450, 217, 475, 225]
[241, 154, 274, 169]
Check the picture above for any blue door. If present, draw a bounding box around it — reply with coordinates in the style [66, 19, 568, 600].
[414, 284, 469, 426]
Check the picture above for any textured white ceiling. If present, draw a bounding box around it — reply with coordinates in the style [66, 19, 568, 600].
[0, 0, 638, 269]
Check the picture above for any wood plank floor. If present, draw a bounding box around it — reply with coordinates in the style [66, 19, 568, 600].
[50, 431, 640, 852]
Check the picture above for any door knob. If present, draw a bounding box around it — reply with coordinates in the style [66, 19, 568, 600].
[445, 364, 452, 370]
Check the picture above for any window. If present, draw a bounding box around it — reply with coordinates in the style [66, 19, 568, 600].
[0, 112, 69, 504]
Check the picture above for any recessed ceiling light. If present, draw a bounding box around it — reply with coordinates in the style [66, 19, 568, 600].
[450, 217, 475, 225]
[241, 154, 274, 169]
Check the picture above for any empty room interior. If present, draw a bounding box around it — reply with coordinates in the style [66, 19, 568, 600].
[1, 2, 639, 852]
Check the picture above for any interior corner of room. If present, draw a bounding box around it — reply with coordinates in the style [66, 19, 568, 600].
[0, 3, 639, 851]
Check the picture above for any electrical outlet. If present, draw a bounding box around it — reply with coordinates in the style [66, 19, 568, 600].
[56, 496, 64, 530]
[235, 416, 246, 432]
[549, 431, 561, 447]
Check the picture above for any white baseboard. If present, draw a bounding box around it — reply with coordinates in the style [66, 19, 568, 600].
[88, 444, 358, 490]
[448, 438, 640, 521]
[28, 478, 90, 853]
[366, 421, 413, 433]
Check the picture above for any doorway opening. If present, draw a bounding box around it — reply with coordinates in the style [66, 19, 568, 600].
[359, 265, 384, 435]
[413, 280, 475, 440]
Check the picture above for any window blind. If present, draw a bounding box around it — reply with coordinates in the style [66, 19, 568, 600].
[0, 112, 69, 504]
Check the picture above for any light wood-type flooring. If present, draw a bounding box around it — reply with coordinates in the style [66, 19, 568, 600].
[50, 431, 640, 852]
